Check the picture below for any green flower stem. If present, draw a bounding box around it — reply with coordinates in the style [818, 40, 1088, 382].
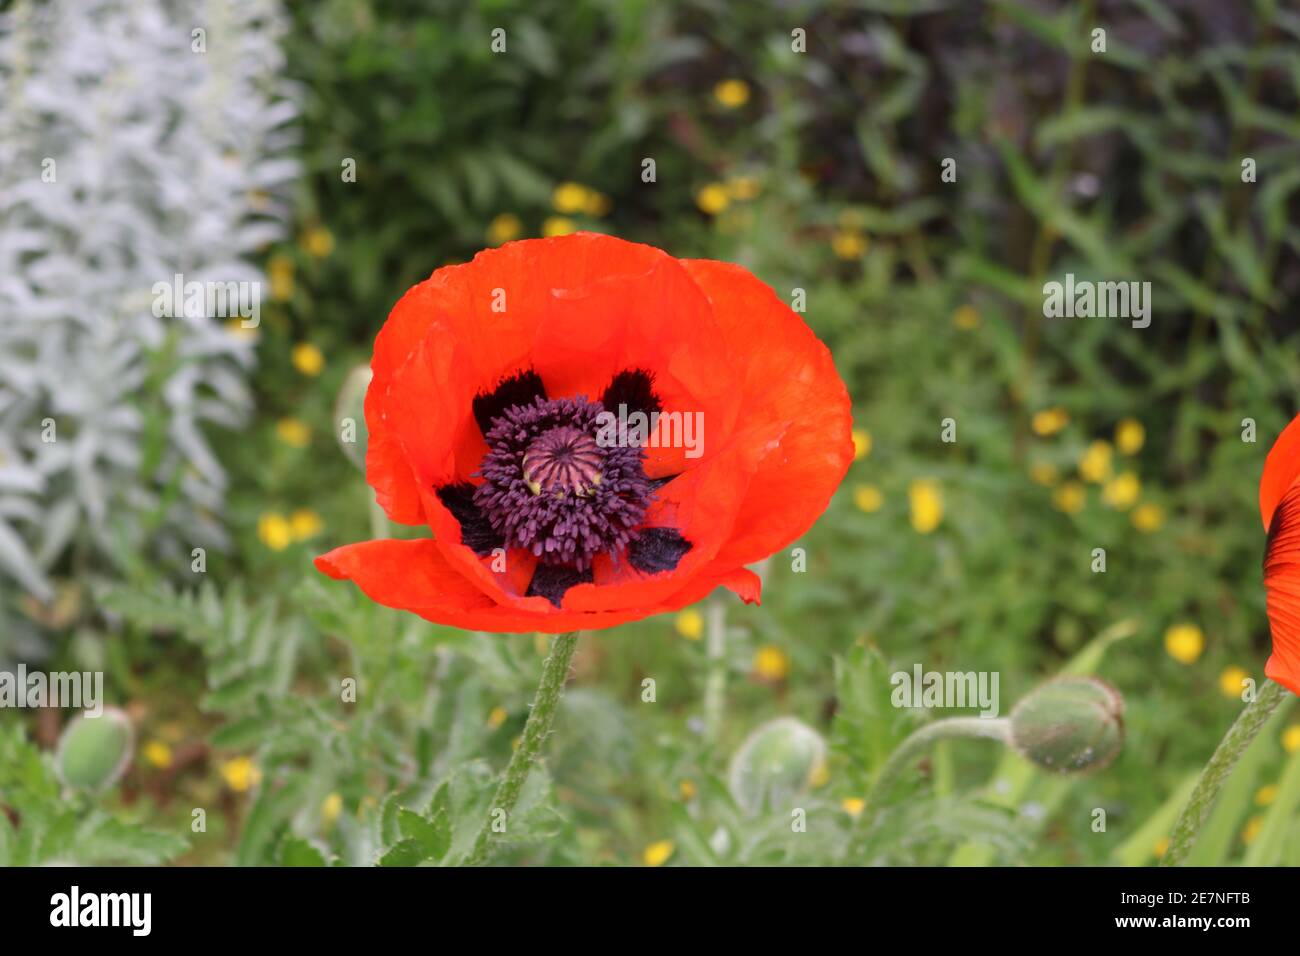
[703, 599, 727, 740]
[467, 631, 579, 866]
[867, 717, 1011, 809]
[1162, 678, 1291, 867]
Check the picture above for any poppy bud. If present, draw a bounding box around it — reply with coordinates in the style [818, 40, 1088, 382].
[728, 716, 827, 814]
[1008, 676, 1124, 773]
[334, 364, 372, 472]
[56, 707, 134, 793]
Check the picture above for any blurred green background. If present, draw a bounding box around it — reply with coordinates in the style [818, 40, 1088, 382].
[3, 0, 1300, 866]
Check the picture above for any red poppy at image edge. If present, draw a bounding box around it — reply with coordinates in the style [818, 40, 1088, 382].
[1260, 410, 1300, 695]
[314, 233, 854, 632]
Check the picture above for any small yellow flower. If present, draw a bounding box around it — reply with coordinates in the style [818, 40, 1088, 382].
[675, 609, 703, 641]
[1255, 784, 1279, 807]
[487, 705, 508, 730]
[289, 509, 323, 541]
[1053, 481, 1086, 514]
[1164, 623, 1204, 665]
[582, 190, 611, 217]
[268, 254, 294, 301]
[219, 756, 261, 792]
[695, 183, 730, 216]
[1242, 815, 1263, 845]
[143, 740, 173, 769]
[487, 213, 522, 245]
[1153, 837, 1170, 858]
[713, 78, 750, 108]
[322, 792, 343, 825]
[291, 342, 324, 376]
[275, 417, 311, 449]
[224, 318, 259, 341]
[643, 839, 675, 867]
[1219, 666, 1250, 699]
[1102, 471, 1140, 509]
[679, 779, 697, 800]
[1283, 724, 1300, 754]
[1131, 503, 1165, 532]
[302, 226, 335, 258]
[1029, 461, 1059, 487]
[542, 216, 577, 237]
[908, 479, 943, 533]
[1031, 407, 1069, 436]
[831, 229, 868, 260]
[753, 645, 790, 682]
[257, 512, 292, 551]
[1115, 418, 1145, 455]
[841, 797, 866, 818]
[853, 483, 883, 514]
[1078, 440, 1114, 483]
[852, 428, 872, 460]
[551, 182, 591, 215]
[725, 176, 760, 201]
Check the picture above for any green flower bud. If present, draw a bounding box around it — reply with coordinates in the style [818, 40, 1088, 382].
[728, 716, 827, 814]
[1009, 676, 1124, 774]
[334, 364, 372, 471]
[56, 707, 134, 793]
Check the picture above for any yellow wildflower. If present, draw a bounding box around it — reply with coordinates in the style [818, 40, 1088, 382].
[695, 183, 730, 216]
[675, 609, 703, 641]
[1078, 440, 1114, 483]
[1102, 471, 1140, 509]
[542, 216, 576, 237]
[257, 512, 292, 551]
[753, 645, 790, 682]
[1131, 503, 1165, 532]
[909, 479, 943, 533]
[1164, 624, 1204, 665]
[854, 483, 883, 514]
[143, 740, 173, 769]
[275, 417, 310, 448]
[1031, 407, 1069, 436]
[487, 213, 522, 245]
[643, 839, 674, 867]
[219, 756, 261, 792]
[713, 79, 750, 108]
[291, 342, 324, 376]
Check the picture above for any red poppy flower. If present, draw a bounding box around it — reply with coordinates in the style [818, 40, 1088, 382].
[315, 233, 853, 632]
[1260, 411, 1300, 694]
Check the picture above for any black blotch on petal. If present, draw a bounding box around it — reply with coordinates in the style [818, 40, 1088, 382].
[601, 368, 662, 418]
[627, 527, 692, 574]
[473, 369, 547, 435]
[436, 483, 504, 555]
[526, 564, 594, 608]
[1266, 489, 1300, 572]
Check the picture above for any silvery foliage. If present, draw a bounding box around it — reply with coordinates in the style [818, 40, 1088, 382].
[0, 0, 297, 611]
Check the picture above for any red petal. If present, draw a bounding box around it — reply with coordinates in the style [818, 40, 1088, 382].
[1261, 411, 1300, 531]
[680, 259, 854, 567]
[316, 539, 755, 633]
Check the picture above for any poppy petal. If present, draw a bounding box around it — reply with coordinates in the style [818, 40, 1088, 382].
[317, 538, 759, 633]
[1264, 485, 1300, 694]
[1260, 411, 1300, 531]
[680, 258, 854, 567]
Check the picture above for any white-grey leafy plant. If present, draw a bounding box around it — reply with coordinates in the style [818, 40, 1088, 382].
[0, 0, 297, 610]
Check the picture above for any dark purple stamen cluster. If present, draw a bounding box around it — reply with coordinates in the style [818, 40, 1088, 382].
[474, 396, 654, 571]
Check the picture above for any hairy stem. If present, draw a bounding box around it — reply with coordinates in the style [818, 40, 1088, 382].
[467, 631, 579, 865]
[867, 717, 1011, 810]
[1162, 678, 1291, 867]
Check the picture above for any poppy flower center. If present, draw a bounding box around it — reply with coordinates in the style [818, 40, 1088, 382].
[523, 426, 602, 496]
[473, 395, 654, 571]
